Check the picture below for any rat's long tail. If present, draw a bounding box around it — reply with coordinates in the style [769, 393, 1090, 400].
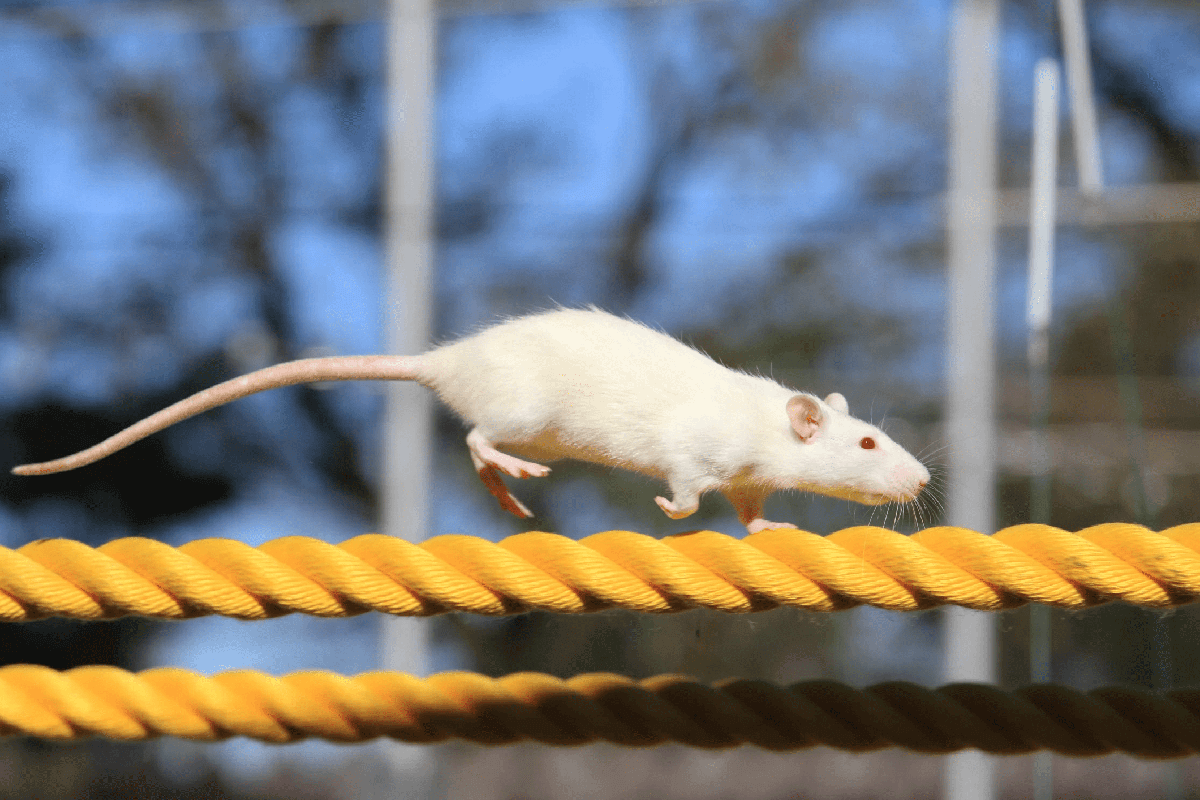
[12, 355, 425, 476]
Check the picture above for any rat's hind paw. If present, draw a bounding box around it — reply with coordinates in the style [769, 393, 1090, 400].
[465, 429, 547, 518]
[475, 465, 534, 518]
[745, 519, 799, 534]
[483, 450, 549, 480]
[466, 429, 550, 479]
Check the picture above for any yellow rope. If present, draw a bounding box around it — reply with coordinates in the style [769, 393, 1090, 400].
[0, 664, 1196, 757]
[2, 523, 1199, 621]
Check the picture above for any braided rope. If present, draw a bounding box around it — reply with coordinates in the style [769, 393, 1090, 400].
[1, 665, 1197, 757]
[3, 523, 1199, 621]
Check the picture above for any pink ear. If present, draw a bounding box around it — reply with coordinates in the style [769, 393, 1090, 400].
[823, 392, 849, 414]
[786, 395, 822, 441]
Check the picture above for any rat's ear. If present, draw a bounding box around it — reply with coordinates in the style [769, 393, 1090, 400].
[824, 392, 849, 414]
[787, 395, 823, 442]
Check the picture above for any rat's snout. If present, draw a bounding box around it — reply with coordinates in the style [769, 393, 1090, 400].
[913, 461, 931, 489]
[892, 462, 929, 502]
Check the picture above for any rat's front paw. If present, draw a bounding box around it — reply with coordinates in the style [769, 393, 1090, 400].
[655, 496, 697, 520]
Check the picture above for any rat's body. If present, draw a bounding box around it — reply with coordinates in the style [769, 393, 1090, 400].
[14, 308, 929, 532]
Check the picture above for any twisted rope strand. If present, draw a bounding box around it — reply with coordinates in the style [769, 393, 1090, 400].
[2, 523, 1199, 621]
[2, 665, 1200, 757]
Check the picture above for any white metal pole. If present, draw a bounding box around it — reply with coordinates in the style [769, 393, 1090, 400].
[381, 0, 436, 796]
[1027, 61, 1060, 365]
[1027, 57, 1060, 800]
[1057, 0, 1103, 193]
[944, 0, 999, 798]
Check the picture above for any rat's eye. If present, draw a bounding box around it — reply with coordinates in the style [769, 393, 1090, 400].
[860, 437, 876, 450]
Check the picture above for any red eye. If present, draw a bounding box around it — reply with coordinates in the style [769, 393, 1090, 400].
[860, 437, 876, 450]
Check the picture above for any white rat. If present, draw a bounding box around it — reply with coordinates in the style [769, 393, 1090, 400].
[13, 307, 928, 532]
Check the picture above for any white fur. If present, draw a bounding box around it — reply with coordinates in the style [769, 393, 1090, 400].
[418, 308, 929, 526]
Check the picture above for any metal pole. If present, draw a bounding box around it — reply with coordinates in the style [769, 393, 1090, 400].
[1027, 59, 1059, 531]
[1057, 0, 1103, 193]
[944, 1, 999, 798]
[1027, 57, 1060, 800]
[381, 0, 436, 796]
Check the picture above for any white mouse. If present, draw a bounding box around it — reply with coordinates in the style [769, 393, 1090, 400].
[13, 307, 929, 533]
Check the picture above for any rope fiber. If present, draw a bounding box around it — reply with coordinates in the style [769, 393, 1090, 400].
[1, 664, 1199, 758]
[1, 523, 1198, 621]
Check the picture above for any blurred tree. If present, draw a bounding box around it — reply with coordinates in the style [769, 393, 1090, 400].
[3, 14, 384, 550]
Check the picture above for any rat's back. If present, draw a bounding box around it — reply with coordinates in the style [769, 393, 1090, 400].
[419, 308, 777, 469]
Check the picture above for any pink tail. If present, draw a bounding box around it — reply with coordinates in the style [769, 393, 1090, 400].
[13, 355, 424, 476]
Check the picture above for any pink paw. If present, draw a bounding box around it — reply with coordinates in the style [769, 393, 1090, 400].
[655, 496, 696, 520]
[746, 519, 799, 534]
[477, 466, 534, 518]
[488, 451, 551, 480]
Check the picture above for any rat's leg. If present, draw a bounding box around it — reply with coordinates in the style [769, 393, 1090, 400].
[722, 488, 798, 533]
[466, 428, 550, 518]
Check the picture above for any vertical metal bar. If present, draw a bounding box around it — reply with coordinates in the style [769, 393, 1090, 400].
[1027, 58, 1059, 534]
[944, 1, 999, 799]
[1027, 57, 1060, 800]
[1057, 0, 1103, 193]
[381, 0, 436, 796]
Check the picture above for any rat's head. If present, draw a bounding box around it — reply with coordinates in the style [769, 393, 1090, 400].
[780, 392, 929, 506]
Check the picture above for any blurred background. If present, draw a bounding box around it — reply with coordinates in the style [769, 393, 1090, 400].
[0, 0, 1198, 797]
